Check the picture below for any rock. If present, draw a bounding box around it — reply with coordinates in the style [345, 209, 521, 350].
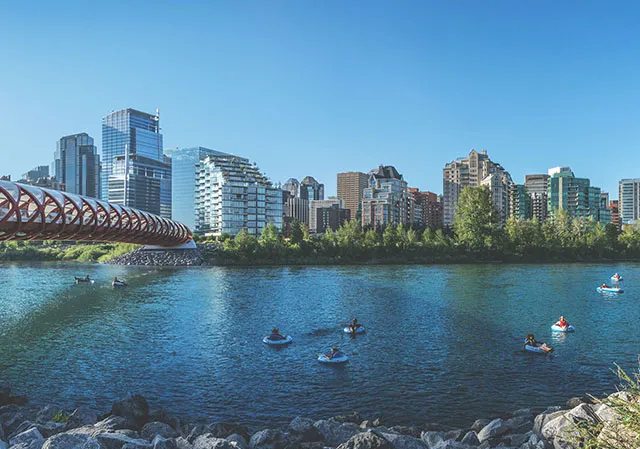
[565, 398, 584, 409]
[540, 415, 574, 446]
[289, 418, 323, 443]
[35, 406, 63, 424]
[419, 431, 443, 449]
[330, 413, 362, 425]
[175, 437, 193, 449]
[477, 419, 509, 443]
[593, 403, 618, 422]
[533, 410, 565, 437]
[152, 436, 179, 449]
[460, 432, 479, 447]
[504, 416, 533, 434]
[379, 432, 427, 449]
[142, 422, 179, 440]
[597, 421, 639, 447]
[386, 427, 422, 439]
[8, 420, 36, 441]
[65, 408, 98, 430]
[470, 420, 490, 433]
[208, 424, 250, 441]
[249, 429, 293, 449]
[0, 441, 7, 449]
[41, 433, 101, 449]
[34, 421, 66, 438]
[504, 433, 527, 447]
[193, 434, 237, 449]
[112, 395, 150, 428]
[335, 432, 392, 449]
[430, 442, 474, 449]
[565, 403, 599, 423]
[511, 408, 534, 418]
[9, 428, 45, 448]
[1, 411, 28, 436]
[96, 433, 152, 449]
[313, 421, 360, 447]
[226, 434, 249, 449]
[96, 415, 137, 431]
[442, 430, 463, 442]
[186, 425, 209, 443]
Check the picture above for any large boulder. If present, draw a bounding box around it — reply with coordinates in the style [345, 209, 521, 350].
[593, 403, 618, 422]
[41, 433, 101, 449]
[96, 415, 137, 431]
[459, 432, 478, 447]
[335, 432, 392, 449]
[476, 419, 509, 443]
[540, 415, 575, 448]
[175, 437, 193, 449]
[111, 395, 150, 428]
[331, 413, 362, 425]
[289, 417, 322, 442]
[226, 434, 249, 449]
[193, 434, 237, 449]
[533, 410, 565, 437]
[142, 422, 179, 441]
[249, 429, 293, 449]
[419, 431, 443, 449]
[379, 432, 428, 449]
[1, 410, 28, 436]
[386, 427, 422, 439]
[208, 424, 250, 441]
[96, 433, 152, 449]
[65, 408, 98, 430]
[9, 427, 45, 448]
[313, 421, 360, 447]
[152, 436, 179, 449]
[35, 406, 64, 424]
[469, 420, 489, 433]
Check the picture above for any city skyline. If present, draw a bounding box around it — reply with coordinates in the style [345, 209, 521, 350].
[3, 2, 640, 198]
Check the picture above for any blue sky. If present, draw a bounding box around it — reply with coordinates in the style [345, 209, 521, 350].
[1, 1, 638, 198]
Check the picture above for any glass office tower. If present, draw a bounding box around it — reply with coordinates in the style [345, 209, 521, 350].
[54, 133, 101, 198]
[171, 147, 240, 230]
[102, 108, 171, 217]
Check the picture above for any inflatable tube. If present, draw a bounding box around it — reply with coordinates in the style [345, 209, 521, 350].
[596, 287, 623, 293]
[318, 354, 348, 364]
[551, 324, 575, 332]
[524, 339, 552, 354]
[75, 278, 94, 284]
[263, 335, 293, 345]
[611, 276, 623, 282]
[343, 326, 366, 334]
[112, 281, 127, 287]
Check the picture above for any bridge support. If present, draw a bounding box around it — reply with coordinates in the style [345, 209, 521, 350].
[142, 239, 197, 251]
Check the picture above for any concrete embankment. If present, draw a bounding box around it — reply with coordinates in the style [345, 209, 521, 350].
[0, 384, 631, 449]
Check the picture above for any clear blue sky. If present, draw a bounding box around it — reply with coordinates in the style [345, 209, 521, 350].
[1, 1, 639, 199]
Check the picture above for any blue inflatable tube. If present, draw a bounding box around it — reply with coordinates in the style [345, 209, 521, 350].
[597, 287, 623, 293]
[318, 354, 348, 364]
[524, 339, 552, 354]
[343, 326, 366, 334]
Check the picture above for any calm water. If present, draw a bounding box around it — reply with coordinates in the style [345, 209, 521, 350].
[1, 262, 639, 428]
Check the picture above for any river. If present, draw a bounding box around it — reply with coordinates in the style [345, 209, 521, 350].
[0, 262, 638, 429]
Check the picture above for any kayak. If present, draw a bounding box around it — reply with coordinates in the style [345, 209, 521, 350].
[343, 326, 366, 334]
[263, 335, 293, 345]
[596, 287, 623, 293]
[112, 281, 127, 287]
[318, 354, 348, 364]
[75, 277, 94, 284]
[524, 342, 552, 354]
[551, 324, 575, 332]
[611, 276, 623, 282]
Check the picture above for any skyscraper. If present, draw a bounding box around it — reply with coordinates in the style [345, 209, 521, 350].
[337, 172, 368, 219]
[195, 155, 282, 236]
[170, 147, 237, 230]
[548, 167, 605, 221]
[361, 165, 408, 229]
[619, 179, 640, 226]
[21, 166, 49, 183]
[102, 108, 171, 217]
[509, 184, 532, 221]
[524, 174, 549, 222]
[300, 176, 324, 201]
[54, 133, 101, 198]
[443, 149, 512, 226]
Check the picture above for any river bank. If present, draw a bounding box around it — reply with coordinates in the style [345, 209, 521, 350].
[0, 385, 631, 449]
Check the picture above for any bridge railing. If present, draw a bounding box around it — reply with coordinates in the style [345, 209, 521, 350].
[0, 181, 192, 246]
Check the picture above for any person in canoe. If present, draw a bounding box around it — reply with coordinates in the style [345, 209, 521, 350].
[349, 318, 362, 334]
[325, 347, 344, 359]
[525, 334, 552, 352]
[267, 328, 285, 341]
[555, 315, 569, 330]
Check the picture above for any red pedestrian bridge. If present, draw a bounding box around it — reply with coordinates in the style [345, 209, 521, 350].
[0, 181, 192, 246]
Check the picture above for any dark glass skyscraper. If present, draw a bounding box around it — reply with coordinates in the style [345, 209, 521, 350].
[54, 133, 101, 198]
[101, 108, 171, 217]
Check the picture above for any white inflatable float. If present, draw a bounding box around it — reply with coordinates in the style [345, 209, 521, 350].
[263, 335, 293, 345]
[551, 324, 575, 332]
[596, 286, 623, 293]
[318, 353, 348, 364]
[112, 281, 127, 287]
[343, 326, 366, 334]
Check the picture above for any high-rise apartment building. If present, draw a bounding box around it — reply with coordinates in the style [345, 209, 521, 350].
[610, 200, 620, 229]
[309, 199, 348, 233]
[524, 174, 549, 222]
[102, 108, 171, 217]
[195, 155, 282, 236]
[361, 165, 408, 229]
[443, 149, 512, 226]
[53, 133, 101, 198]
[408, 188, 443, 229]
[509, 184, 532, 221]
[285, 197, 309, 226]
[619, 179, 640, 226]
[548, 168, 605, 221]
[337, 172, 368, 219]
[170, 147, 236, 230]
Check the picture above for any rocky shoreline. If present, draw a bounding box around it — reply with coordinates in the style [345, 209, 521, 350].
[0, 385, 631, 449]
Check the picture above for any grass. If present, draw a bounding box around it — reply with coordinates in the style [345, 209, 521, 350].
[0, 241, 139, 263]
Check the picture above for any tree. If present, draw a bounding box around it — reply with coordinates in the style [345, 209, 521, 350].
[454, 186, 501, 251]
[289, 219, 304, 245]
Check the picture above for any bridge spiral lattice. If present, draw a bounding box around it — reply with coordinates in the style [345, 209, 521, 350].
[0, 181, 192, 246]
